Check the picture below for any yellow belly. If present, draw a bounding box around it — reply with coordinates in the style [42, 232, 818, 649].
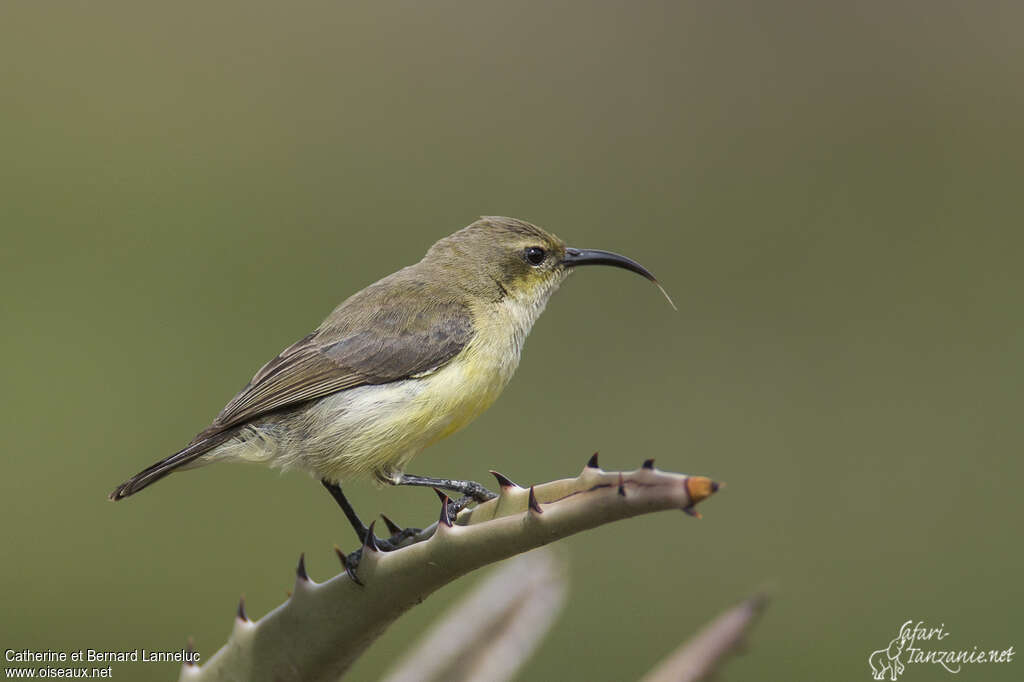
[413, 340, 516, 445]
[219, 294, 548, 482]
[394, 295, 537, 457]
[288, 317, 523, 481]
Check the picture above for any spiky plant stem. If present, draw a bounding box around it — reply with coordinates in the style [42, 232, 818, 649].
[180, 458, 720, 682]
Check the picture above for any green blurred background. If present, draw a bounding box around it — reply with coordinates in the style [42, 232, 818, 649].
[3, 1, 1022, 679]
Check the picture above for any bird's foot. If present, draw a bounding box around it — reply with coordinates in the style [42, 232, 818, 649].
[379, 513, 423, 547]
[448, 495, 474, 516]
[393, 473, 497, 503]
[323, 477, 486, 587]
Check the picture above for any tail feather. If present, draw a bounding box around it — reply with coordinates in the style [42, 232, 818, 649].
[108, 431, 235, 501]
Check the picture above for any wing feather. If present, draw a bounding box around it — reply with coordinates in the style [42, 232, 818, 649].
[200, 276, 474, 437]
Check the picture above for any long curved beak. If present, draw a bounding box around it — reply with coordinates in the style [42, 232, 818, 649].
[562, 247, 677, 310]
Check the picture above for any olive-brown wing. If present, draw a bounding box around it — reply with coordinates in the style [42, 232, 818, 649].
[199, 295, 473, 439]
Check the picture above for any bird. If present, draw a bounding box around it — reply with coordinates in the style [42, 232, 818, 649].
[109, 216, 671, 541]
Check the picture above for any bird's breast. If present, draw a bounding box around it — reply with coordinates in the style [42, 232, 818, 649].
[405, 293, 546, 442]
[417, 328, 519, 438]
[288, 294, 547, 480]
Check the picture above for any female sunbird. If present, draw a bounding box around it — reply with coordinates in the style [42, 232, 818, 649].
[110, 217, 670, 537]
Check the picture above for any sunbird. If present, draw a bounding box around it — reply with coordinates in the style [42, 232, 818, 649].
[110, 217, 671, 540]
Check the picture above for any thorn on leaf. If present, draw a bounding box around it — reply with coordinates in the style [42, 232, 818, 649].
[363, 521, 380, 552]
[489, 470, 519, 488]
[528, 486, 543, 514]
[237, 595, 248, 622]
[437, 492, 453, 527]
[683, 506, 703, 519]
[380, 513, 403, 536]
[587, 452, 600, 469]
[334, 545, 364, 587]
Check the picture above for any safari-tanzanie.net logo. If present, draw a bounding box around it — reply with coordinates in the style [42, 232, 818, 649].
[868, 620, 1015, 680]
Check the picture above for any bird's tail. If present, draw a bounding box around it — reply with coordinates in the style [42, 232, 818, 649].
[108, 431, 234, 501]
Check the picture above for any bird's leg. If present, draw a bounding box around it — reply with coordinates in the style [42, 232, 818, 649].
[322, 480, 419, 552]
[393, 473, 498, 503]
[447, 496, 474, 516]
[320, 479, 375, 545]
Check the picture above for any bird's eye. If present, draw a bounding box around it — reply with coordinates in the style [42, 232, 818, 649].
[524, 246, 547, 266]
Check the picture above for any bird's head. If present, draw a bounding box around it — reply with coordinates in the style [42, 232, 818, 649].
[423, 216, 673, 310]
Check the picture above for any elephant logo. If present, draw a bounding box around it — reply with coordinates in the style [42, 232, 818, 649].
[868, 636, 906, 680]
